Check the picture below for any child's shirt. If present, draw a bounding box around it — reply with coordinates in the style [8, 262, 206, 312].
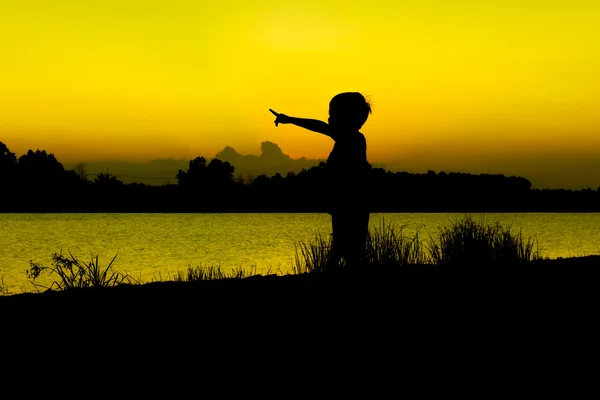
[326, 130, 371, 212]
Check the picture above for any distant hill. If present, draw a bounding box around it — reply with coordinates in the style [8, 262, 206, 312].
[64, 141, 388, 185]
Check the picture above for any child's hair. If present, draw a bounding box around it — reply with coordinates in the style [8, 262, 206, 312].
[329, 92, 372, 130]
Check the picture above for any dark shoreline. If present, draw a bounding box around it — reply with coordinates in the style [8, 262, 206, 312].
[3, 255, 599, 307]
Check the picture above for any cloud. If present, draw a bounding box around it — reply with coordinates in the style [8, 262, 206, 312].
[64, 141, 388, 185]
[216, 141, 388, 181]
[214, 141, 323, 181]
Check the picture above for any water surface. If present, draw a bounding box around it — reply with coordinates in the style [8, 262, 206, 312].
[1, 213, 599, 292]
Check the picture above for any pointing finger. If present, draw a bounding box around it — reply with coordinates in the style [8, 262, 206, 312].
[269, 109, 279, 116]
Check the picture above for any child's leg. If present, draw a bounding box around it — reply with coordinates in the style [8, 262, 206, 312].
[346, 212, 370, 265]
[331, 211, 370, 267]
[330, 212, 345, 264]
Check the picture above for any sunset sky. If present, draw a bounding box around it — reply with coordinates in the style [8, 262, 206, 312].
[1, 0, 598, 189]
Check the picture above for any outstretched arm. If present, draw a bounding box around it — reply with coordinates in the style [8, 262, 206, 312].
[269, 109, 330, 136]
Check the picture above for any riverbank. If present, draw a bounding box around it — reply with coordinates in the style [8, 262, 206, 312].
[3, 255, 599, 308]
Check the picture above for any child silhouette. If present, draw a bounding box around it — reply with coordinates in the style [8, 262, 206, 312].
[270, 92, 372, 268]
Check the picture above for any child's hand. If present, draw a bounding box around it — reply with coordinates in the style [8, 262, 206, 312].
[269, 109, 290, 127]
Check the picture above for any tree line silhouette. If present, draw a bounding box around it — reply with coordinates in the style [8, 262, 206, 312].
[1, 141, 599, 212]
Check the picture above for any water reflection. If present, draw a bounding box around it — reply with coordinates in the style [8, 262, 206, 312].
[1, 213, 599, 291]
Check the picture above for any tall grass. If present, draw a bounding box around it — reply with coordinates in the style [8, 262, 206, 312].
[293, 214, 541, 273]
[25, 253, 264, 293]
[171, 264, 251, 282]
[293, 220, 433, 274]
[26, 251, 133, 291]
[293, 233, 340, 274]
[366, 220, 432, 267]
[428, 215, 541, 268]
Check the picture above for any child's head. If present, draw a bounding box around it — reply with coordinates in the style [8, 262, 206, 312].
[328, 92, 372, 131]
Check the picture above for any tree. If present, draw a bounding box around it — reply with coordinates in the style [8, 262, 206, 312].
[74, 162, 89, 182]
[176, 157, 235, 189]
[235, 174, 246, 185]
[16, 149, 68, 189]
[0, 142, 17, 168]
[0, 142, 17, 186]
[251, 174, 271, 190]
[176, 157, 207, 187]
[206, 159, 234, 186]
[94, 173, 124, 188]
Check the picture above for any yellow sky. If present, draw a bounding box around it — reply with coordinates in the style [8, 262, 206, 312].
[1, 0, 599, 187]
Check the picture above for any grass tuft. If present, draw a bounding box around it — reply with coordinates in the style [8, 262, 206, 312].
[26, 251, 133, 291]
[366, 219, 432, 267]
[428, 214, 541, 269]
[172, 264, 251, 282]
[293, 233, 343, 274]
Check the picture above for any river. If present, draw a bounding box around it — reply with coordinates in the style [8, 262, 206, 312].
[1, 212, 599, 292]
